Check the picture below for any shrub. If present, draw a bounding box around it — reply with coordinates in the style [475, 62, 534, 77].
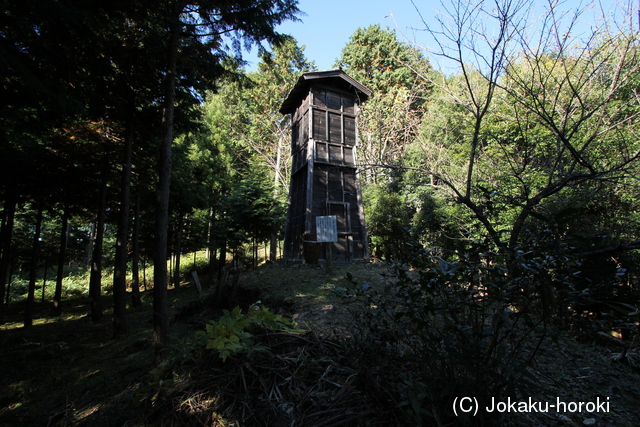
[192, 303, 302, 361]
[340, 243, 549, 425]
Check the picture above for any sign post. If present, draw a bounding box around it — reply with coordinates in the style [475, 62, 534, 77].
[316, 215, 337, 274]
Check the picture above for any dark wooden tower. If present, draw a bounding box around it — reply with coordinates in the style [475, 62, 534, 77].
[280, 70, 371, 263]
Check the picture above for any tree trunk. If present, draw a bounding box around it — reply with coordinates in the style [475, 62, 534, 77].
[270, 232, 278, 263]
[53, 205, 69, 315]
[253, 235, 257, 269]
[89, 169, 108, 322]
[153, 3, 180, 351]
[24, 205, 43, 328]
[0, 194, 17, 323]
[207, 204, 217, 287]
[113, 96, 135, 337]
[169, 252, 173, 286]
[131, 185, 142, 307]
[206, 205, 214, 260]
[173, 208, 184, 289]
[6, 256, 16, 307]
[208, 247, 217, 288]
[270, 135, 284, 263]
[142, 255, 147, 291]
[41, 260, 48, 303]
[217, 241, 227, 284]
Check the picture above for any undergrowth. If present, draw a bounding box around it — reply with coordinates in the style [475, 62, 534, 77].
[136, 300, 411, 426]
[132, 245, 640, 426]
[4, 255, 639, 426]
[339, 245, 550, 426]
[135, 243, 555, 426]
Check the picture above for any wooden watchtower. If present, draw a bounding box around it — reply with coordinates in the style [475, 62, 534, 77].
[280, 70, 371, 263]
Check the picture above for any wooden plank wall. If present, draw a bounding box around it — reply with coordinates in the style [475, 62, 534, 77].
[284, 82, 369, 262]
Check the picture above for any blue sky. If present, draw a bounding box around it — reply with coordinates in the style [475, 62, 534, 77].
[242, 0, 631, 73]
[244, 0, 430, 71]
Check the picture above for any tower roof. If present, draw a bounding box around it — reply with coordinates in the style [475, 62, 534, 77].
[279, 69, 372, 115]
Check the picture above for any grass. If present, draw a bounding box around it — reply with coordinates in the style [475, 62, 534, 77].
[0, 294, 154, 426]
[238, 261, 391, 335]
[0, 259, 388, 426]
[4, 249, 212, 305]
[0, 268, 210, 427]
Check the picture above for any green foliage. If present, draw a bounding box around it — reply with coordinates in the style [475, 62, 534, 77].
[194, 303, 302, 361]
[146, 303, 302, 402]
[203, 37, 314, 195]
[340, 242, 550, 425]
[363, 184, 412, 261]
[363, 173, 460, 261]
[335, 24, 426, 92]
[336, 24, 433, 184]
[218, 176, 286, 251]
[197, 306, 255, 361]
[6, 263, 107, 304]
[411, 1, 640, 272]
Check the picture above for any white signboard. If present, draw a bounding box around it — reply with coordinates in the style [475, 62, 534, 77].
[316, 215, 338, 242]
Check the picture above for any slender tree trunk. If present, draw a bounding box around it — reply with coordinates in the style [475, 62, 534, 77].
[207, 204, 216, 287]
[173, 208, 184, 289]
[208, 247, 217, 288]
[41, 260, 48, 303]
[169, 252, 173, 287]
[89, 169, 108, 322]
[270, 133, 284, 262]
[270, 233, 278, 263]
[131, 186, 142, 307]
[154, 4, 180, 351]
[253, 236, 256, 269]
[53, 205, 69, 315]
[0, 194, 17, 323]
[217, 242, 227, 284]
[206, 205, 214, 260]
[6, 255, 15, 307]
[85, 225, 93, 267]
[24, 205, 43, 328]
[113, 96, 135, 337]
[142, 255, 147, 291]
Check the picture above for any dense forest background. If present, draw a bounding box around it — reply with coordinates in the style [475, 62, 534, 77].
[3, 0, 640, 424]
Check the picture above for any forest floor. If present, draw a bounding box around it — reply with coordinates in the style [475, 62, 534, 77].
[0, 262, 639, 426]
